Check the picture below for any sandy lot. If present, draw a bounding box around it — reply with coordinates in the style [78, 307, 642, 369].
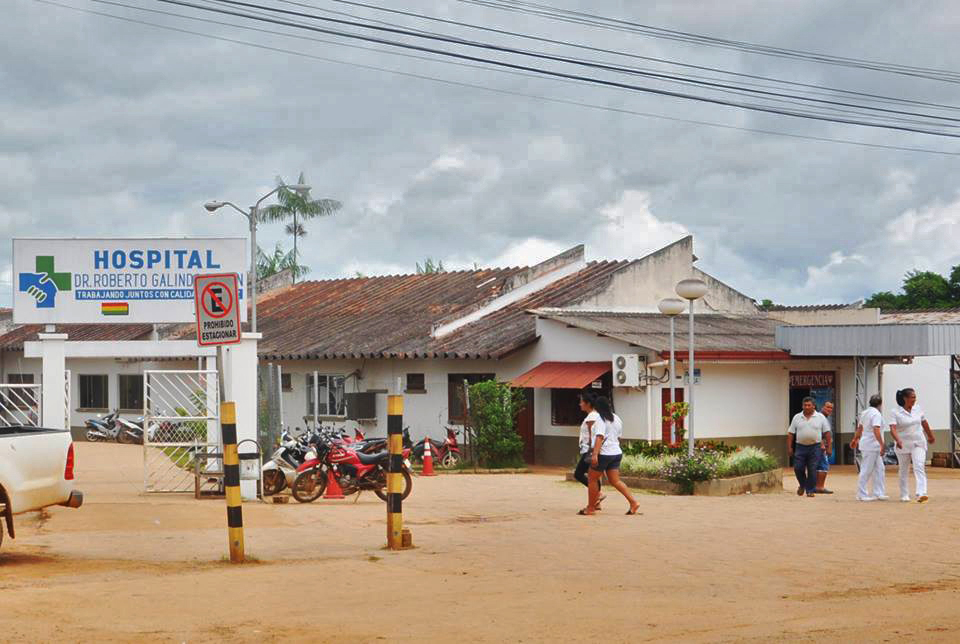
[2, 443, 959, 643]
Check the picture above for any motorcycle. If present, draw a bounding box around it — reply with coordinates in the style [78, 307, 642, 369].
[409, 426, 461, 468]
[116, 415, 147, 444]
[85, 410, 121, 442]
[291, 433, 413, 503]
[262, 431, 311, 496]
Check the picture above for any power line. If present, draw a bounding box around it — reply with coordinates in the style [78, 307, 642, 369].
[162, 0, 960, 137]
[29, 0, 960, 156]
[200, 0, 960, 129]
[459, 0, 960, 84]
[288, 0, 960, 114]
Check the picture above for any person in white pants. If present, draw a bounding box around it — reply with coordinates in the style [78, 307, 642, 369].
[889, 388, 936, 503]
[850, 394, 886, 501]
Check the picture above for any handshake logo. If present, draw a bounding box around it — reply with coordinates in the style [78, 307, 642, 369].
[18, 256, 72, 309]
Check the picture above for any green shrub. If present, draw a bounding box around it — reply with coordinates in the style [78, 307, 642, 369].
[622, 439, 737, 458]
[660, 450, 720, 494]
[620, 454, 674, 478]
[468, 381, 526, 468]
[716, 447, 779, 478]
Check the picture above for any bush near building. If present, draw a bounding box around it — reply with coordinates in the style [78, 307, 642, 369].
[467, 381, 526, 468]
[620, 446, 779, 495]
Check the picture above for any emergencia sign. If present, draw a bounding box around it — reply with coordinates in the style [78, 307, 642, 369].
[12, 238, 247, 324]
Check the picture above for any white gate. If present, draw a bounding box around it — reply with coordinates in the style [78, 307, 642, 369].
[143, 370, 220, 493]
[0, 383, 41, 427]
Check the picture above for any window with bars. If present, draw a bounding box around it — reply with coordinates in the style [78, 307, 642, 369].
[281, 373, 292, 392]
[79, 374, 109, 410]
[447, 373, 495, 424]
[119, 374, 144, 411]
[405, 373, 426, 393]
[306, 374, 346, 417]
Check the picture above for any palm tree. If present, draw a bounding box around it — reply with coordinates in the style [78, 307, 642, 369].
[416, 258, 446, 274]
[258, 171, 341, 282]
[257, 243, 309, 281]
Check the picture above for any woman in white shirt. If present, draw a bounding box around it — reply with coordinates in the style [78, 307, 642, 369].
[580, 395, 640, 516]
[573, 393, 604, 510]
[889, 388, 936, 503]
[850, 394, 886, 501]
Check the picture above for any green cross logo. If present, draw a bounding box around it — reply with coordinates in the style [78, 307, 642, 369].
[18, 256, 72, 309]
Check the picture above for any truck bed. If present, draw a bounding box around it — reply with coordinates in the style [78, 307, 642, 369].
[0, 426, 69, 437]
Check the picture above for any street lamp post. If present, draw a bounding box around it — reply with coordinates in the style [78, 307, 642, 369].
[657, 298, 686, 444]
[205, 183, 310, 333]
[676, 278, 708, 457]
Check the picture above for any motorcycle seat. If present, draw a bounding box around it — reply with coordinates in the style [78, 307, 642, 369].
[356, 450, 387, 465]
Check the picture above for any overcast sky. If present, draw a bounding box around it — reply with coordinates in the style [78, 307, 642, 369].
[3, 0, 960, 308]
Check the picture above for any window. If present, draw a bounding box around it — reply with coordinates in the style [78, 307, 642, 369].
[79, 374, 109, 410]
[405, 373, 426, 393]
[119, 374, 144, 411]
[306, 374, 346, 417]
[447, 373, 495, 423]
[5, 373, 35, 409]
[550, 372, 613, 426]
[281, 373, 292, 392]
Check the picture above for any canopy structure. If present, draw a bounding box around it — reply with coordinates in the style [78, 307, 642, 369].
[777, 324, 960, 467]
[511, 361, 610, 389]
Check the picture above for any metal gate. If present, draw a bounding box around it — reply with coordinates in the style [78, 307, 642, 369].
[0, 383, 41, 427]
[143, 370, 220, 493]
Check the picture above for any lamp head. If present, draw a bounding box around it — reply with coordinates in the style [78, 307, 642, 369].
[657, 297, 686, 316]
[204, 200, 224, 213]
[676, 278, 708, 301]
[286, 183, 311, 196]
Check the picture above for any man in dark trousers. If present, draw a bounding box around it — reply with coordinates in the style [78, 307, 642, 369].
[787, 397, 831, 497]
[815, 401, 834, 494]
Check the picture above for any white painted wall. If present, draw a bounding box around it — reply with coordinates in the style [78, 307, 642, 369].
[882, 356, 951, 430]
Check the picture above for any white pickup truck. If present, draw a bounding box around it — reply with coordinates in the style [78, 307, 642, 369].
[0, 426, 83, 549]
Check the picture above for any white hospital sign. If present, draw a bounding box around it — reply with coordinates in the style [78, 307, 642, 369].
[12, 238, 247, 324]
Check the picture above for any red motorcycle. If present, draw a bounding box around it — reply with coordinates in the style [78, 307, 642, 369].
[409, 426, 461, 468]
[291, 435, 413, 503]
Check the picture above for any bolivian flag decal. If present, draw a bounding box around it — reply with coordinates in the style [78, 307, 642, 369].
[101, 302, 129, 316]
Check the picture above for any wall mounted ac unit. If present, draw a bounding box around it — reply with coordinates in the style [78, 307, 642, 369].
[612, 354, 640, 387]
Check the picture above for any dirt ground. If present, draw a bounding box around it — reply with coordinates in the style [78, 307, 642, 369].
[2, 443, 959, 643]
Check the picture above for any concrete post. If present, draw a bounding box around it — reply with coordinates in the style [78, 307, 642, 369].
[224, 332, 261, 500]
[38, 330, 68, 429]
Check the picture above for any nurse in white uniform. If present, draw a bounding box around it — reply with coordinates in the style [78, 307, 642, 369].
[889, 388, 936, 503]
[851, 394, 886, 501]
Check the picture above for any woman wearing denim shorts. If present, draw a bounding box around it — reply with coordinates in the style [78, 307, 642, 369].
[580, 395, 640, 516]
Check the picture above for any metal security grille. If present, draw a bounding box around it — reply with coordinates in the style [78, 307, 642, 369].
[64, 369, 71, 429]
[257, 363, 283, 452]
[0, 383, 41, 427]
[143, 370, 220, 493]
[952, 356, 960, 468]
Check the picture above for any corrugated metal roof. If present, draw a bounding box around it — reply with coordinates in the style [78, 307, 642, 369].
[533, 310, 784, 352]
[776, 324, 960, 356]
[880, 309, 960, 324]
[765, 303, 860, 311]
[250, 261, 631, 360]
[0, 323, 154, 350]
[511, 361, 610, 389]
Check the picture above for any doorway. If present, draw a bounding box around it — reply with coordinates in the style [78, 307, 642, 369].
[515, 388, 535, 464]
[661, 387, 684, 444]
[788, 371, 837, 464]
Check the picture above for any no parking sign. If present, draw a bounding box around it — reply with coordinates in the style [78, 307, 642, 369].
[193, 273, 241, 346]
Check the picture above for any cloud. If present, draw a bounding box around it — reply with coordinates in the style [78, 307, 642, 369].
[3, 0, 960, 312]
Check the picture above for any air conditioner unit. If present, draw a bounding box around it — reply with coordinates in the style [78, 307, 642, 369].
[612, 354, 640, 387]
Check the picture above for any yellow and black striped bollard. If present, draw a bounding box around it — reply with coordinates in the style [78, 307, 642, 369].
[386, 394, 405, 549]
[221, 401, 244, 562]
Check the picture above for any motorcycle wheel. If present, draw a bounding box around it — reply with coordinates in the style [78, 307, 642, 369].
[292, 469, 326, 503]
[373, 467, 413, 502]
[85, 431, 102, 442]
[441, 451, 460, 469]
[117, 429, 136, 445]
[262, 469, 286, 496]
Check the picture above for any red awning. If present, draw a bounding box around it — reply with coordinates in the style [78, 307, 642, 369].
[510, 362, 610, 389]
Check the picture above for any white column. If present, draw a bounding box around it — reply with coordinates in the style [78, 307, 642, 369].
[38, 331, 68, 429]
[205, 355, 220, 470]
[226, 333, 261, 500]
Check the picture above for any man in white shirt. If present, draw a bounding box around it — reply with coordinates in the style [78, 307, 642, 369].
[851, 394, 887, 501]
[787, 397, 831, 497]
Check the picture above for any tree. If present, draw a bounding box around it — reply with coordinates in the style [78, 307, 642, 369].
[467, 380, 526, 468]
[758, 299, 775, 311]
[865, 266, 960, 310]
[416, 258, 445, 274]
[258, 171, 341, 283]
[257, 243, 308, 281]
[901, 270, 952, 309]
